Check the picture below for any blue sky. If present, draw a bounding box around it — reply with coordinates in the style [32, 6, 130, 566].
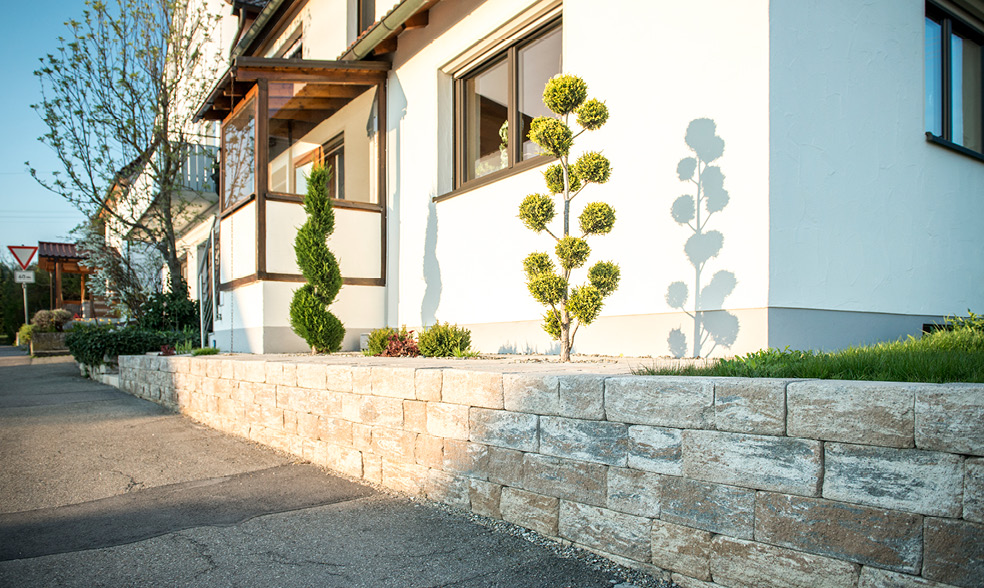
[0, 0, 91, 264]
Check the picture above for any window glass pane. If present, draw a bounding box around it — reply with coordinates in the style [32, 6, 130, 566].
[519, 26, 563, 159]
[951, 32, 982, 152]
[222, 98, 255, 209]
[926, 17, 943, 136]
[268, 82, 341, 195]
[464, 57, 509, 180]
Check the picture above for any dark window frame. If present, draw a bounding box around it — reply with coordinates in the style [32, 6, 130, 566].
[925, 2, 984, 159]
[358, 0, 375, 35]
[452, 18, 562, 192]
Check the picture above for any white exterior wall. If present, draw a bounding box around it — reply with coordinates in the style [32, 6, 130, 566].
[769, 0, 984, 317]
[387, 0, 772, 355]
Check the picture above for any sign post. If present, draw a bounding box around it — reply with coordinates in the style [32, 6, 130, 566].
[8, 245, 39, 326]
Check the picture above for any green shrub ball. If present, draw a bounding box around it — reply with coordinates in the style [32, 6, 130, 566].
[543, 310, 562, 340]
[576, 99, 608, 130]
[528, 272, 567, 306]
[556, 236, 590, 270]
[543, 74, 588, 115]
[588, 261, 620, 297]
[529, 117, 573, 157]
[523, 252, 555, 278]
[573, 151, 611, 184]
[544, 164, 581, 194]
[569, 285, 603, 325]
[579, 202, 615, 235]
[519, 193, 556, 232]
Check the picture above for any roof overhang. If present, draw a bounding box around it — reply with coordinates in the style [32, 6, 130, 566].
[194, 57, 390, 122]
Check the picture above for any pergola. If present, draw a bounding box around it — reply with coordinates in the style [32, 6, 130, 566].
[36, 242, 99, 317]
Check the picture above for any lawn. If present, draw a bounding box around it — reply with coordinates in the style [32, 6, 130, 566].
[636, 315, 984, 383]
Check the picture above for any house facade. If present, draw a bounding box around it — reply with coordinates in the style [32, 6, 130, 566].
[187, 0, 983, 356]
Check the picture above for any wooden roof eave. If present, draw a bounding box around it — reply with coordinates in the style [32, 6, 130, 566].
[194, 57, 390, 123]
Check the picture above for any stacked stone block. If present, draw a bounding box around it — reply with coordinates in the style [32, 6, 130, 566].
[116, 357, 984, 588]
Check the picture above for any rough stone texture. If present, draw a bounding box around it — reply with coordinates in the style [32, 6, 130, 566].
[414, 433, 444, 469]
[352, 366, 371, 395]
[265, 362, 296, 386]
[661, 476, 755, 539]
[414, 369, 442, 401]
[605, 377, 714, 429]
[711, 536, 860, 588]
[965, 458, 984, 523]
[371, 427, 416, 462]
[558, 375, 606, 420]
[339, 393, 362, 423]
[916, 384, 984, 456]
[823, 443, 964, 517]
[859, 567, 964, 588]
[713, 378, 787, 436]
[469, 479, 502, 519]
[521, 454, 607, 507]
[319, 417, 353, 446]
[246, 404, 284, 430]
[425, 470, 471, 509]
[670, 574, 719, 588]
[628, 425, 683, 475]
[559, 501, 651, 563]
[486, 446, 524, 487]
[371, 366, 417, 399]
[606, 467, 661, 518]
[683, 430, 822, 496]
[426, 402, 470, 440]
[359, 395, 404, 428]
[234, 360, 267, 383]
[539, 416, 628, 466]
[923, 517, 984, 588]
[324, 365, 354, 392]
[295, 412, 320, 440]
[251, 382, 278, 407]
[442, 369, 503, 409]
[469, 408, 538, 452]
[504, 374, 559, 415]
[295, 363, 326, 389]
[442, 439, 489, 479]
[500, 488, 559, 537]
[755, 492, 923, 573]
[325, 444, 363, 478]
[402, 400, 427, 434]
[787, 380, 915, 447]
[381, 459, 426, 495]
[651, 520, 712, 581]
[351, 423, 372, 453]
[362, 453, 382, 484]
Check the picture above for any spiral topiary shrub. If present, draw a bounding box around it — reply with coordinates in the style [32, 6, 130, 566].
[519, 74, 620, 362]
[289, 164, 345, 353]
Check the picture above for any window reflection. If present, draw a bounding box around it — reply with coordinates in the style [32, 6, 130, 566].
[464, 58, 509, 181]
[925, 17, 943, 137]
[222, 98, 255, 209]
[519, 27, 563, 159]
[952, 32, 982, 152]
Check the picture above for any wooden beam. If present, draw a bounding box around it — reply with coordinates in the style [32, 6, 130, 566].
[374, 36, 399, 56]
[268, 97, 349, 110]
[404, 10, 429, 29]
[235, 68, 387, 85]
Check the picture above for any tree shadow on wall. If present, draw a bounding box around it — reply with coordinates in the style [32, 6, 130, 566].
[665, 119, 740, 358]
[421, 200, 442, 326]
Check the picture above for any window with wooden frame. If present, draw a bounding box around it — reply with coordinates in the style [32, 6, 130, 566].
[454, 19, 562, 189]
[358, 0, 375, 34]
[221, 95, 256, 210]
[292, 135, 345, 200]
[926, 2, 984, 158]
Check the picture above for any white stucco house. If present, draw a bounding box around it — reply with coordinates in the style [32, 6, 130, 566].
[178, 0, 983, 357]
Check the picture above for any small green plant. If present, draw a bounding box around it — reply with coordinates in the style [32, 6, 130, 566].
[175, 338, 194, 354]
[365, 327, 397, 356]
[947, 310, 984, 332]
[138, 283, 199, 333]
[519, 73, 619, 362]
[192, 346, 220, 356]
[17, 323, 35, 346]
[418, 322, 473, 357]
[379, 326, 419, 357]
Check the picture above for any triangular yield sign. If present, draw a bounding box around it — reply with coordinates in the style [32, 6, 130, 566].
[8, 246, 38, 271]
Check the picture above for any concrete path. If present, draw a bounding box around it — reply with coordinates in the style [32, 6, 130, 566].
[0, 349, 657, 587]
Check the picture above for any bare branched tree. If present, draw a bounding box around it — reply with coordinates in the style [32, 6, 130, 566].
[29, 0, 220, 297]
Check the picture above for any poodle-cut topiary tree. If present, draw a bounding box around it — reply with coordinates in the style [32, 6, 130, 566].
[290, 164, 345, 353]
[519, 74, 620, 362]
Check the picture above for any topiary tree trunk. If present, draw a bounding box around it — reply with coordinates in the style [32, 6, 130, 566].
[289, 164, 345, 353]
[519, 74, 620, 362]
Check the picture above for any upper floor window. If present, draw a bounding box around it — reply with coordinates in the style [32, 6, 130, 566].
[455, 20, 562, 188]
[222, 96, 255, 210]
[358, 0, 375, 34]
[926, 3, 983, 155]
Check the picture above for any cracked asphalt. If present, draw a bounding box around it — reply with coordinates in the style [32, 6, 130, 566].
[0, 348, 639, 588]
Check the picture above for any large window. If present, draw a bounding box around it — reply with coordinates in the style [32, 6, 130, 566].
[455, 21, 562, 188]
[222, 97, 255, 209]
[926, 4, 983, 156]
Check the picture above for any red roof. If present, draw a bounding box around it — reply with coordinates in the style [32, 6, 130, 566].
[38, 241, 82, 261]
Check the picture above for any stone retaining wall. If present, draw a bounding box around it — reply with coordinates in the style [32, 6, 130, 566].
[116, 355, 984, 588]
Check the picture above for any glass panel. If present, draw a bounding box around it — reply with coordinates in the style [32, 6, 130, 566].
[464, 57, 509, 181]
[952, 31, 982, 152]
[222, 97, 255, 209]
[926, 17, 943, 136]
[268, 82, 341, 195]
[519, 26, 563, 159]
